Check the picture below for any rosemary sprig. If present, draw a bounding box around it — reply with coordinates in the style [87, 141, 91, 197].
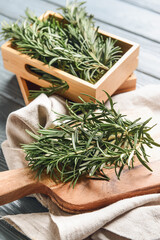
[27, 66, 69, 99]
[0, 1, 122, 83]
[22, 92, 160, 187]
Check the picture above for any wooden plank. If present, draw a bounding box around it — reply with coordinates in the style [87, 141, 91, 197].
[0, 221, 29, 240]
[0, 94, 22, 146]
[135, 70, 160, 88]
[117, 0, 160, 14]
[0, 0, 58, 20]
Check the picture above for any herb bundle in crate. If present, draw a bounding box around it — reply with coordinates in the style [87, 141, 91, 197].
[1, 1, 139, 103]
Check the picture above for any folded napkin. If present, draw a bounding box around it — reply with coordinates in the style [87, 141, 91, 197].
[2, 85, 160, 240]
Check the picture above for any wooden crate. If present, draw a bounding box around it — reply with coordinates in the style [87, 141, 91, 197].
[1, 11, 139, 103]
[16, 73, 136, 105]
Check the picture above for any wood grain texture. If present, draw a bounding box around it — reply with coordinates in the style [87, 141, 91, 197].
[117, 0, 160, 14]
[0, 160, 160, 213]
[52, 160, 160, 213]
[16, 73, 136, 105]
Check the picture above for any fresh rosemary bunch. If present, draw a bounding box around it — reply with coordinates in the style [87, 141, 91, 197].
[27, 66, 69, 99]
[22, 93, 160, 187]
[0, 1, 122, 83]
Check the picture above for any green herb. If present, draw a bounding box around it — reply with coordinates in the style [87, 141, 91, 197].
[27, 66, 69, 99]
[0, 1, 122, 84]
[22, 92, 160, 187]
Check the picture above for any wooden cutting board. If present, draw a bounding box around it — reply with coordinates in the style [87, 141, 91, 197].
[0, 160, 160, 213]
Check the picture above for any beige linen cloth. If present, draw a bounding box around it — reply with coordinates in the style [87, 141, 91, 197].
[2, 84, 160, 240]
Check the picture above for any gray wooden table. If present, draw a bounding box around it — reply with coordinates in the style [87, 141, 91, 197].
[0, 0, 160, 239]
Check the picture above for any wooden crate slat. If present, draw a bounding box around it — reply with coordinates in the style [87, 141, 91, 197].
[16, 73, 136, 105]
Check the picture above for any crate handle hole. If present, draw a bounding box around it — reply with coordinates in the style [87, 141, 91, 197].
[25, 64, 49, 78]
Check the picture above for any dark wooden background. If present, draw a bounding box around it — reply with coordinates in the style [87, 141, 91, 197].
[0, 0, 160, 239]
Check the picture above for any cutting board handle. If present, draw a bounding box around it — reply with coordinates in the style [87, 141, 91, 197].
[0, 168, 45, 205]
